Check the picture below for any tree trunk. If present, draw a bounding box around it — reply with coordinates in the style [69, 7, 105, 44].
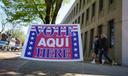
[0, 21, 7, 33]
[45, 0, 51, 24]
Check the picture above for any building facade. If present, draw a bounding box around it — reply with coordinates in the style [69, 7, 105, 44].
[61, 0, 128, 65]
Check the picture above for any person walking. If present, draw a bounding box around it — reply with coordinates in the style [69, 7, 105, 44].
[0, 32, 2, 40]
[15, 38, 20, 51]
[1, 33, 8, 41]
[91, 36, 100, 64]
[99, 34, 112, 64]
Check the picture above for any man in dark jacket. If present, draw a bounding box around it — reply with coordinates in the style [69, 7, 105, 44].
[99, 34, 112, 64]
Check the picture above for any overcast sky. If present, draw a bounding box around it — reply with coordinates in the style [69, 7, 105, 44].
[56, 0, 75, 24]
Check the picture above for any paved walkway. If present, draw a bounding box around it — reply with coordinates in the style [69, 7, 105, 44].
[17, 61, 128, 76]
[0, 51, 128, 76]
[0, 51, 21, 60]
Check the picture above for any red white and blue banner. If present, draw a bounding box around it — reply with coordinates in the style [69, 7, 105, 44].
[21, 24, 83, 61]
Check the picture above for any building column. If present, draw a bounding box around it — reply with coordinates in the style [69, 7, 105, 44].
[122, 0, 128, 66]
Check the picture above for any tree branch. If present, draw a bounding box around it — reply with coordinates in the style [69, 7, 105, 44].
[32, 0, 45, 23]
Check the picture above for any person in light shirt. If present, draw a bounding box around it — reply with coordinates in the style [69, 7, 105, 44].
[91, 36, 100, 64]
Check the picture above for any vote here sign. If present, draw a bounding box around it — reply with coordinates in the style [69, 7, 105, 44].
[21, 24, 83, 61]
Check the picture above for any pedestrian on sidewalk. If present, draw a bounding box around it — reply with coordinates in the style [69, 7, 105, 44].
[1, 33, 8, 41]
[0, 32, 2, 40]
[91, 36, 100, 64]
[99, 34, 112, 64]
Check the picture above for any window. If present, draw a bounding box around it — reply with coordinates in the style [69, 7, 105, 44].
[108, 20, 115, 48]
[80, 0, 82, 10]
[84, 32, 88, 52]
[99, 0, 103, 11]
[74, 8, 76, 15]
[81, 33, 83, 45]
[82, 13, 85, 25]
[86, 8, 89, 21]
[75, 6, 77, 15]
[97, 25, 102, 37]
[73, 9, 75, 16]
[75, 19, 77, 23]
[78, 16, 80, 24]
[109, 0, 113, 4]
[71, 13, 72, 19]
[76, 4, 78, 14]
[87, 0, 88, 3]
[75, 6, 77, 14]
[89, 29, 94, 51]
[83, 0, 85, 7]
[92, 2, 96, 17]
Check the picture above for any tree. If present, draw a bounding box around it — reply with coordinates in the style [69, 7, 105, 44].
[1, 0, 64, 24]
[0, 14, 8, 33]
[5, 28, 26, 42]
[0, 19, 7, 33]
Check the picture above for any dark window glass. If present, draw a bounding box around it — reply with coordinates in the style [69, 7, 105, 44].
[87, 0, 88, 3]
[97, 25, 102, 37]
[82, 13, 85, 25]
[83, 0, 85, 7]
[109, 0, 113, 4]
[99, 0, 103, 11]
[74, 7, 76, 15]
[92, 2, 96, 17]
[81, 33, 83, 45]
[80, 0, 82, 10]
[73, 9, 75, 16]
[84, 32, 88, 52]
[86, 8, 89, 21]
[75, 19, 77, 23]
[78, 16, 80, 24]
[108, 20, 115, 48]
[76, 4, 78, 14]
[89, 29, 94, 51]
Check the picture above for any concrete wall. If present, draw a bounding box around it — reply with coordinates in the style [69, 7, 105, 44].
[122, 0, 128, 66]
[61, 0, 125, 65]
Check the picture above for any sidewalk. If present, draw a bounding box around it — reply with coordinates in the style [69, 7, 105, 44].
[0, 51, 28, 76]
[0, 51, 128, 76]
[0, 51, 21, 60]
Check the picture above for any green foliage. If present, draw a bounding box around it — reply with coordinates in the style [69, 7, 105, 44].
[6, 29, 26, 42]
[1, 0, 45, 23]
[1, 0, 65, 24]
[63, 0, 69, 5]
[0, 13, 8, 33]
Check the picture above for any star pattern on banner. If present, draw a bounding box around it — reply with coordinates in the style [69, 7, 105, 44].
[27, 51, 31, 55]
[30, 41, 34, 45]
[24, 25, 81, 60]
[25, 31, 36, 57]
[72, 32, 79, 58]
[31, 37, 34, 40]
